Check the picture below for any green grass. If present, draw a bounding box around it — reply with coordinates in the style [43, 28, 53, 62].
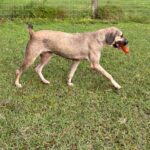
[0, 20, 150, 149]
[0, 0, 150, 23]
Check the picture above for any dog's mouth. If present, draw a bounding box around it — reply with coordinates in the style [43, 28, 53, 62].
[113, 39, 129, 54]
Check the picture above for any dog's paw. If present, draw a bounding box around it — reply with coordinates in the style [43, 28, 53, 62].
[114, 84, 121, 89]
[68, 82, 74, 86]
[42, 79, 50, 84]
[15, 83, 22, 88]
[111, 80, 121, 89]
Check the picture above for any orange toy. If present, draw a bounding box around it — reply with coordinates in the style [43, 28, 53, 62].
[120, 44, 129, 54]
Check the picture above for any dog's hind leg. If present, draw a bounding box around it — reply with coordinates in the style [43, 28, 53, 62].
[67, 60, 80, 86]
[35, 52, 52, 84]
[15, 45, 41, 88]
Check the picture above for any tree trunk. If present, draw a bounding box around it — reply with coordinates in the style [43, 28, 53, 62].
[91, 0, 98, 19]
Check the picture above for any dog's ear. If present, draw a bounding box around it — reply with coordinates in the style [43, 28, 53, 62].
[105, 32, 117, 45]
[105, 28, 122, 45]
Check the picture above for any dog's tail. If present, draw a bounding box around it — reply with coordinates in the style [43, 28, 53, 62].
[27, 23, 34, 37]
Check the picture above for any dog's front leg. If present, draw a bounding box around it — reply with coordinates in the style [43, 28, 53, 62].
[67, 60, 80, 86]
[92, 64, 121, 89]
[89, 50, 121, 89]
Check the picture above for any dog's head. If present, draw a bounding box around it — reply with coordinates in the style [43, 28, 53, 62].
[105, 27, 129, 54]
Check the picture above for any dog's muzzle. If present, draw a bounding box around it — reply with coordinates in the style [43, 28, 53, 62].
[113, 39, 128, 48]
[113, 39, 129, 54]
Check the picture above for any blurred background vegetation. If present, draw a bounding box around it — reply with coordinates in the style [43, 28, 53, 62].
[0, 0, 150, 23]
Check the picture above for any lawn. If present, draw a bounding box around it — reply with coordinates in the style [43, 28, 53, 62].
[0, 0, 150, 20]
[0, 20, 150, 149]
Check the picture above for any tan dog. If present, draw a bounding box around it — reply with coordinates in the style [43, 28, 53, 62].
[15, 25, 128, 89]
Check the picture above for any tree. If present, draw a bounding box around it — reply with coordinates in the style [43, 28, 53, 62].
[91, 0, 98, 19]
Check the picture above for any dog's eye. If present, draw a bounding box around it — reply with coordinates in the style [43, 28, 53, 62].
[121, 34, 123, 38]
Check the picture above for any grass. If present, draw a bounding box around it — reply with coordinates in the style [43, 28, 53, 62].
[0, 0, 150, 23]
[0, 20, 150, 149]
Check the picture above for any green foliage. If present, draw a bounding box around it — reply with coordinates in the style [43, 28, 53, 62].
[126, 15, 150, 24]
[96, 5, 124, 20]
[9, 2, 67, 19]
[93, 5, 150, 23]
[0, 0, 150, 23]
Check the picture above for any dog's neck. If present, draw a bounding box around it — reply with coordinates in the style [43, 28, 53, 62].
[96, 30, 108, 45]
